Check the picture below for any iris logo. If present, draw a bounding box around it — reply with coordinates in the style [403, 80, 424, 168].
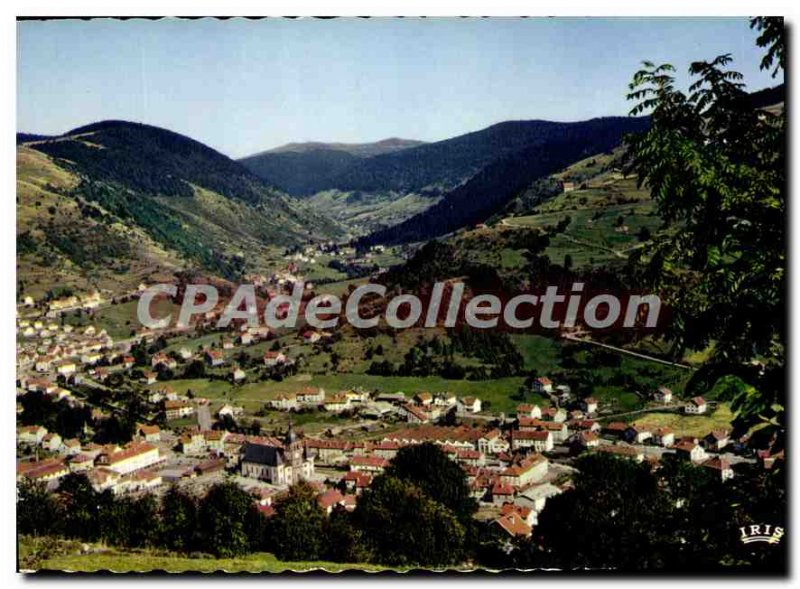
[739, 524, 784, 545]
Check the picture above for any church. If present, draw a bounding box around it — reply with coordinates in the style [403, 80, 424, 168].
[240, 423, 314, 485]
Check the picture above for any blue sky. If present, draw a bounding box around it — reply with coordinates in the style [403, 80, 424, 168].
[17, 17, 781, 158]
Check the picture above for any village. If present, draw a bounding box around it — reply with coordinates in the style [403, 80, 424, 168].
[16, 281, 781, 544]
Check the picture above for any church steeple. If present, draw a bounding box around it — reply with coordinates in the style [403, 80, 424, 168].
[284, 419, 298, 446]
[283, 419, 304, 484]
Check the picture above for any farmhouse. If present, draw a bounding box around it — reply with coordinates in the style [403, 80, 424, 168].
[516, 404, 542, 419]
[204, 349, 225, 367]
[653, 386, 673, 404]
[581, 397, 598, 414]
[457, 396, 482, 414]
[494, 511, 532, 538]
[684, 396, 708, 415]
[263, 351, 288, 366]
[532, 377, 553, 394]
[652, 427, 675, 447]
[674, 440, 708, 463]
[164, 400, 195, 420]
[296, 387, 325, 404]
[702, 457, 735, 481]
[349, 455, 389, 474]
[624, 424, 653, 444]
[704, 429, 730, 451]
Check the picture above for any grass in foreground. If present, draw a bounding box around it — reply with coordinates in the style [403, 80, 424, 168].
[19, 538, 392, 573]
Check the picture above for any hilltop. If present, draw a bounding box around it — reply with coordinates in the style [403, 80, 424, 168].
[265, 137, 425, 157]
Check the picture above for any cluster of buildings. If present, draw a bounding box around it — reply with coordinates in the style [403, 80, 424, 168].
[16, 286, 761, 547]
[17, 433, 166, 494]
[17, 316, 116, 382]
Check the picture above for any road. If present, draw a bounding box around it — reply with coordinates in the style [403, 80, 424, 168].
[197, 404, 213, 431]
[562, 334, 692, 370]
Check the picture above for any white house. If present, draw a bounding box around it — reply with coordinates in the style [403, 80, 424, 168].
[684, 396, 708, 414]
[458, 396, 482, 414]
[532, 377, 553, 394]
[581, 397, 598, 414]
[674, 440, 708, 463]
[263, 351, 288, 367]
[652, 427, 675, 447]
[516, 404, 542, 419]
[511, 430, 553, 452]
[653, 386, 673, 404]
[95, 442, 164, 475]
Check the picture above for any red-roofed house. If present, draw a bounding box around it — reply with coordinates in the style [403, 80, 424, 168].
[702, 457, 734, 481]
[511, 430, 553, 452]
[350, 455, 389, 474]
[494, 512, 532, 538]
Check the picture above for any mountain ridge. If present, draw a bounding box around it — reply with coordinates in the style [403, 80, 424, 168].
[261, 137, 425, 157]
[358, 116, 651, 246]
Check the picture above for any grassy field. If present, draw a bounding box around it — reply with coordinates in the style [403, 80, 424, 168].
[632, 404, 734, 438]
[62, 298, 177, 341]
[145, 326, 694, 420]
[156, 373, 532, 414]
[510, 334, 561, 373]
[18, 538, 391, 573]
[489, 150, 664, 271]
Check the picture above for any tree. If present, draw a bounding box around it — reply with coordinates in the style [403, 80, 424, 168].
[324, 506, 371, 563]
[531, 454, 675, 570]
[57, 473, 102, 541]
[354, 475, 466, 566]
[17, 478, 62, 537]
[385, 442, 477, 522]
[160, 485, 198, 552]
[198, 481, 261, 557]
[528, 453, 785, 572]
[625, 19, 785, 440]
[267, 482, 327, 561]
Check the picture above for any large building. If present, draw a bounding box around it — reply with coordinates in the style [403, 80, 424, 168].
[241, 423, 314, 485]
[95, 442, 164, 475]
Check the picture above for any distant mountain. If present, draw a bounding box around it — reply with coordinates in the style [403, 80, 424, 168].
[359, 116, 651, 246]
[240, 138, 424, 196]
[244, 119, 653, 202]
[332, 120, 613, 194]
[17, 121, 342, 290]
[266, 137, 425, 157]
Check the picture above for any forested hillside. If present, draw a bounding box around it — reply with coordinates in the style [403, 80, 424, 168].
[16, 121, 343, 293]
[240, 138, 424, 196]
[360, 117, 650, 245]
